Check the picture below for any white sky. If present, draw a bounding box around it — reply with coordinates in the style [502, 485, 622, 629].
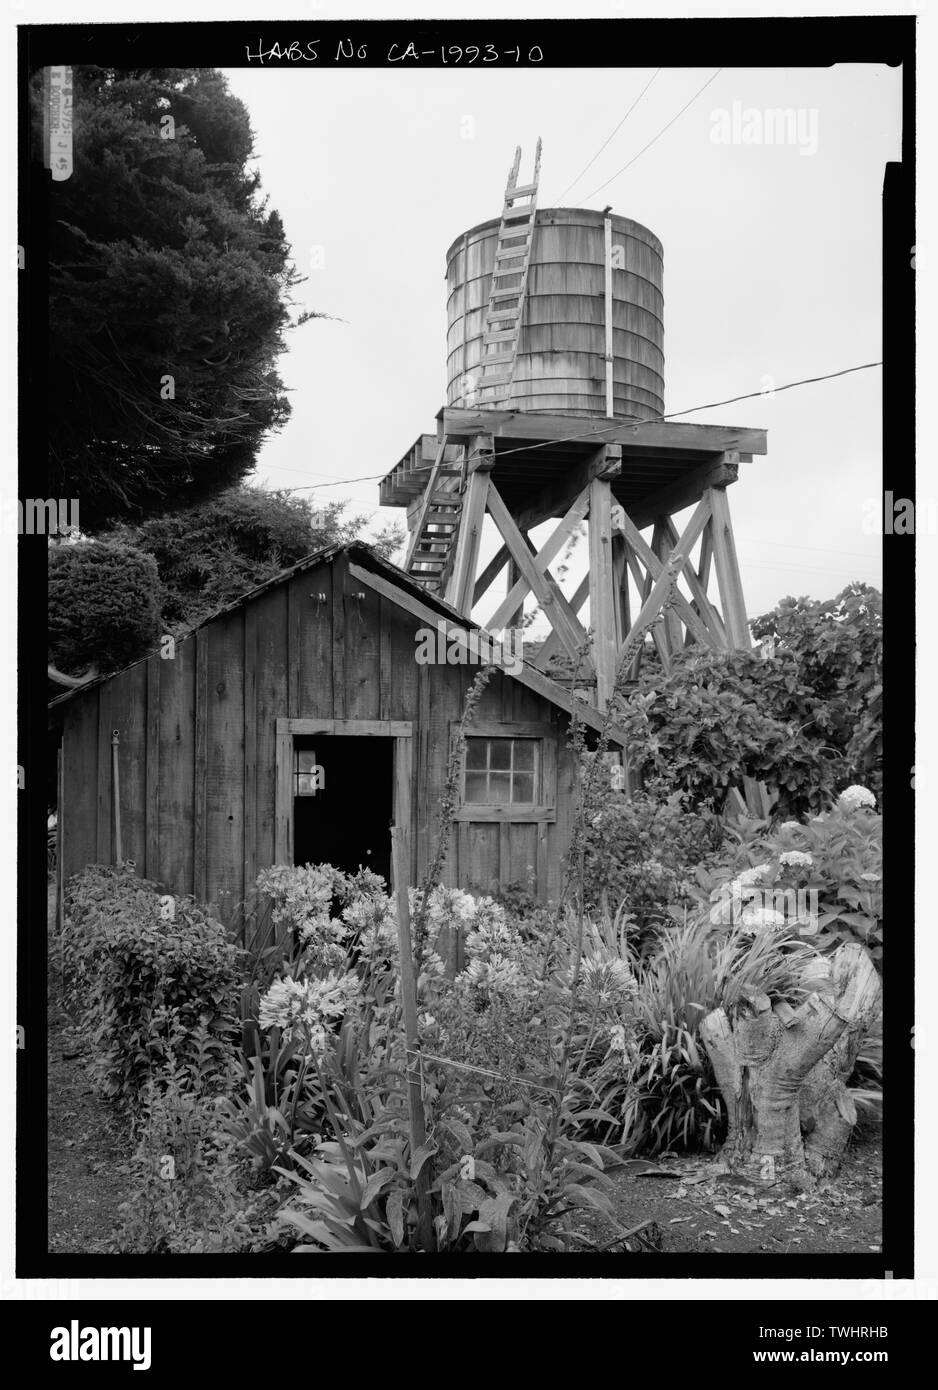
[223, 61, 901, 621]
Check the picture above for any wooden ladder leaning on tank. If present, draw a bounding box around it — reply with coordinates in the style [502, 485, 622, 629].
[404, 141, 542, 593]
[403, 141, 543, 593]
[475, 138, 542, 408]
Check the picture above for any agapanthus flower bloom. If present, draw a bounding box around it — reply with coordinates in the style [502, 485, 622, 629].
[779, 821, 802, 834]
[343, 892, 398, 955]
[464, 952, 524, 994]
[579, 954, 636, 1007]
[257, 863, 349, 943]
[258, 970, 360, 1048]
[465, 910, 522, 962]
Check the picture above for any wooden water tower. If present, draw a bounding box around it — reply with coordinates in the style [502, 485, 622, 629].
[379, 143, 766, 711]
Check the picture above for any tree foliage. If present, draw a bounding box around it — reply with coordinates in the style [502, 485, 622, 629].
[49, 486, 405, 672]
[48, 539, 162, 676]
[750, 583, 882, 802]
[39, 66, 313, 529]
[113, 486, 403, 630]
[614, 584, 882, 818]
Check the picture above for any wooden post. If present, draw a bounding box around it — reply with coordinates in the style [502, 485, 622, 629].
[603, 213, 614, 418]
[706, 483, 751, 649]
[446, 437, 493, 616]
[391, 826, 435, 1251]
[588, 475, 617, 708]
[486, 482, 590, 667]
[655, 517, 684, 656]
[110, 729, 122, 864]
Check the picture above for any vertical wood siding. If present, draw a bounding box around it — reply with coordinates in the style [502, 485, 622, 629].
[58, 555, 579, 921]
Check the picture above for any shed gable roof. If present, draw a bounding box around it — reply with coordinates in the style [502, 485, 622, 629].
[48, 542, 628, 745]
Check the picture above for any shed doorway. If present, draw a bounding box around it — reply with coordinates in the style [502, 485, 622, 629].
[293, 734, 393, 884]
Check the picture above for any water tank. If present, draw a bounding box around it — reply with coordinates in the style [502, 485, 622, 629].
[445, 207, 664, 420]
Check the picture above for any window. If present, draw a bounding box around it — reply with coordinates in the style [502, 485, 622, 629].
[463, 736, 538, 806]
[294, 747, 323, 797]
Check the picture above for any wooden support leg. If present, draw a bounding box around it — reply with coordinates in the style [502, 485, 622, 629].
[445, 438, 493, 616]
[659, 509, 725, 652]
[589, 477, 618, 709]
[624, 545, 671, 673]
[611, 531, 630, 651]
[505, 557, 524, 630]
[619, 503, 718, 655]
[706, 486, 751, 649]
[472, 543, 510, 608]
[533, 574, 589, 671]
[655, 516, 684, 656]
[486, 483, 592, 636]
[486, 482, 591, 670]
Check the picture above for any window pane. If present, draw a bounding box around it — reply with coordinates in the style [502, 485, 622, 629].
[488, 739, 512, 769]
[489, 772, 511, 803]
[296, 774, 315, 796]
[465, 739, 487, 770]
[296, 750, 318, 774]
[513, 740, 535, 770]
[464, 771, 488, 802]
[512, 773, 534, 804]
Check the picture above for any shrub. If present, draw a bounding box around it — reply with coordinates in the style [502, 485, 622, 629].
[115, 1022, 254, 1254]
[613, 649, 841, 819]
[571, 907, 823, 1155]
[751, 584, 882, 803]
[250, 868, 638, 1250]
[62, 864, 243, 1109]
[49, 539, 162, 675]
[580, 785, 723, 949]
[688, 792, 883, 970]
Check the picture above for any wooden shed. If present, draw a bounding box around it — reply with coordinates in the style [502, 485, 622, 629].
[49, 542, 626, 939]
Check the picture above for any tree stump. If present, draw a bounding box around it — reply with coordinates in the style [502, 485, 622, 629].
[700, 942, 881, 1188]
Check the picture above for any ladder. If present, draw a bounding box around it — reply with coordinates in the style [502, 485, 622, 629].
[474, 138, 542, 408]
[403, 434, 466, 592]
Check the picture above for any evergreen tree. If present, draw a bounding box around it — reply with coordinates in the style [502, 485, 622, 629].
[39, 67, 314, 529]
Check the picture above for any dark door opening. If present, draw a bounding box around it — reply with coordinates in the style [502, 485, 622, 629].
[292, 735, 393, 886]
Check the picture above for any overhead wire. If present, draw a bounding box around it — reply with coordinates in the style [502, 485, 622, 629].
[581, 67, 724, 201]
[552, 68, 661, 205]
[276, 360, 882, 491]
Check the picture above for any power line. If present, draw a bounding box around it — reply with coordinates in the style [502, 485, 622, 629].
[277, 360, 882, 493]
[581, 68, 723, 201]
[552, 68, 661, 205]
[464, 360, 883, 466]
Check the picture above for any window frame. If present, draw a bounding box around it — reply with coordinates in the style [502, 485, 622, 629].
[451, 720, 558, 823]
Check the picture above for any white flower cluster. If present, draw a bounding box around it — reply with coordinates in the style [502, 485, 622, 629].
[579, 953, 636, 1007]
[778, 850, 814, 869]
[257, 969, 361, 1049]
[737, 863, 772, 887]
[464, 952, 525, 995]
[343, 891, 398, 956]
[465, 899, 523, 963]
[739, 906, 787, 935]
[779, 820, 802, 834]
[256, 863, 346, 946]
[410, 884, 478, 933]
[711, 862, 775, 926]
[837, 784, 876, 812]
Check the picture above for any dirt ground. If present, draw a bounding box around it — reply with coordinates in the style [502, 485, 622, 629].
[47, 971, 135, 1254]
[46, 882, 882, 1257]
[48, 967, 883, 1257]
[565, 1136, 883, 1253]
